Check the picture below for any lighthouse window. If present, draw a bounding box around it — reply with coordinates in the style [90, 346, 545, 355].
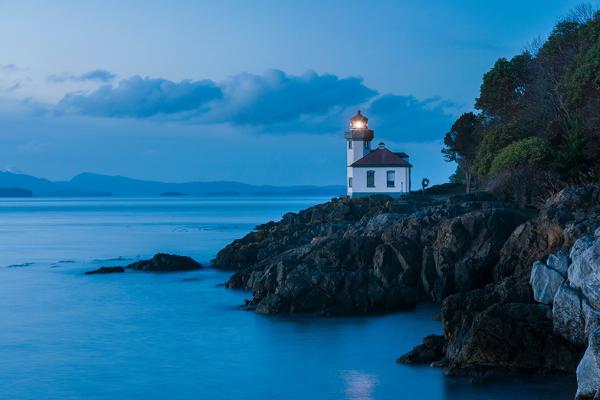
[348, 141, 352, 149]
[348, 177, 352, 188]
[387, 170, 395, 187]
[367, 170, 375, 187]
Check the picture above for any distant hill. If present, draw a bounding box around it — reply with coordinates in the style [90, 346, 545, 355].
[0, 187, 33, 197]
[0, 171, 345, 197]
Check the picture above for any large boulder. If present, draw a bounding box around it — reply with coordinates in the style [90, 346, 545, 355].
[126, 253, 202, 272]
[441, 270, 582, 377]
[553, 282, 588, 348]
[577, 327, 600, 400]
[547, 250, 570, 277]
[494, 185, 600, 281]
[568, 237, 600, 309]
[530, 259, 565, 305]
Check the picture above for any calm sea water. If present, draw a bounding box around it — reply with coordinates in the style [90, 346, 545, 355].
[0, 197, 575, 399]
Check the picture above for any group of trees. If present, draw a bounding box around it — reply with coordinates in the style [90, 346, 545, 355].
[443, 5, 600, 206]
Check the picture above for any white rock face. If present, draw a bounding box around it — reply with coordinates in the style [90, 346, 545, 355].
[553, 282, 586, 347]
[577, 327, 600, 399]
[530, 260, 565, 305]
[568, 237, 600, 310]
[547, 250, 570, 277]
[542, 230, 600, 399]
[583, 299, 600, 341]
[571, 236, 596, 261]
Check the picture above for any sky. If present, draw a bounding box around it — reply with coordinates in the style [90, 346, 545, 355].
[0, 0, 593, 186]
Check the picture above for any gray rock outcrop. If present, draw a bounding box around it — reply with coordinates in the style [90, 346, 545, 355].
[530, 260, 565, 305]
[531, 229, 600, 399]
[214, 193, 525, 315]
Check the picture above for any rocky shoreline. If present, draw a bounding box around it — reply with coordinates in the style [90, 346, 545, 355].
[212, 184, 600, 397]
[214, 191, 527, 314]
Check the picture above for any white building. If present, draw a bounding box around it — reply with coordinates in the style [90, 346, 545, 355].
[345, 110, 412, 198]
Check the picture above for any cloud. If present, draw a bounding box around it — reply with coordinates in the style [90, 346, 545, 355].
[366, 94, 456, 142]
[0, 64, 18, 72]
[43, 69, 454, 141]
[55, 69, 377, 127]
[57, 75, 222, 118]
[5, 82, 22, 92]
[48, 69, 116, 83]
[207, 69, 377, 127]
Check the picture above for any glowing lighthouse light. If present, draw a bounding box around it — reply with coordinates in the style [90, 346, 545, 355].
[350, 110, 368, 130]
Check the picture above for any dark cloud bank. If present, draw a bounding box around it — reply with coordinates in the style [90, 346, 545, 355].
[54, 69, 455, 142]
[48, 69, 116, 83]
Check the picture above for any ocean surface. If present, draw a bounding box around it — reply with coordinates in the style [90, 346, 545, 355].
[0, 197, 576, 399]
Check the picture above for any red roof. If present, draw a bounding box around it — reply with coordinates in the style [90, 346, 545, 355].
[351, 148, 412, 167]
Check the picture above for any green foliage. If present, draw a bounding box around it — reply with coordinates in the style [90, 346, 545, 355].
[489, 137, 552, 175]
[444, 7, 600, 192]
[563, 39, 600, 106]
[442, 112, 480, 163]
[473, 125, 515, 176]
[475, 53, 532, 121]
[449, 166, 464, 184]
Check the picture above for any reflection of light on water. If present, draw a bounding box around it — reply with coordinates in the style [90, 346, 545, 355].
[341, 370, 378, 400]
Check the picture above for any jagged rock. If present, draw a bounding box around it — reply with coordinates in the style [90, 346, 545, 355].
[494, 185, 600, 281]
[571, 236, 597, 261]
[577, 327, 600, 400]
[553, 282, 587, 348]
[126, 253, 202, 272]
[568, 238, 600, 310]
[85, 266, 125, 275]
[547, 251, 570, 277]
[530, 260, 565, 305]
[401, 185, 599, 388]
[440, 269, 582, 377]
[216, 192, 525, 314]
[397, 335, 445, 365]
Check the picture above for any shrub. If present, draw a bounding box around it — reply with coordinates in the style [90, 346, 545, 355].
[489, 137, 552, 174]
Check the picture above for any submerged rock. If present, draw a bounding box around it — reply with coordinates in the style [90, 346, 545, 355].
[85, 266, 125, 275]
[126, 253, 202, 272]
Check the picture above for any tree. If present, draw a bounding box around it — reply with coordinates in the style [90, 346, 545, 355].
[473, 125, 517, 177]
[442, 112, 481, 193]
[475, 53, 532, 122]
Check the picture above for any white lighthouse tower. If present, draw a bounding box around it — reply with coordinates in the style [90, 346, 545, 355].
[345, 110, 412, 198]
[345, 110, 374, 197]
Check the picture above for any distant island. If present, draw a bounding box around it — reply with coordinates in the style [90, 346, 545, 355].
[0, 187, 32, 197]
[160, 192, 186, 197]
[0, 171, 345, 197]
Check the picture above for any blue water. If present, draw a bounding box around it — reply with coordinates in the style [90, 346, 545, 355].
[0, 197, 576, 399]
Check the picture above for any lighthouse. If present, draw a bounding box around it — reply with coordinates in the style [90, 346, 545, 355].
[345, 110, 412, 198]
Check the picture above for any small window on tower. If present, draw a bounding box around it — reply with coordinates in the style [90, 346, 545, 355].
[367, 170, 375, 188]
[348, 177, 352, 188]
[348, 141, 352, 149]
